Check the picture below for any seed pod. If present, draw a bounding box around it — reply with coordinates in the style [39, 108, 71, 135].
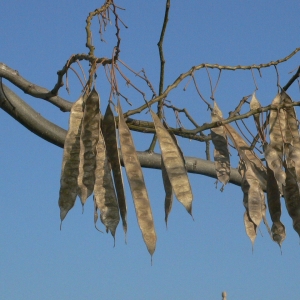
[78, 88, 100, 205]
[161, 157, 173, 227]
[150, 110, 193, 215]
[94, 125, 120, 238]
[225, 124, 267, 189]
[250, 92, 264, 141]
[59, 96, 83, 222]
[283, 163, 300, 237]
[266, 160, 286, 245]
[244, 211, 257, 246]
[118, 100, 156, 256]
[211, 102, 230, 186]
[102, 103, 127, 234]
[264, 143, 286, 195]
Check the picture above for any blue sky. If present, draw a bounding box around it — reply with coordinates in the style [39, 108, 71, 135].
[1, 1, 300, 299]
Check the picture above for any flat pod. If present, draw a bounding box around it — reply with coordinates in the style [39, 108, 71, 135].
[102, 103, 127, 234]
[150, 110, 193, 215]
[94, 125, 120, 238]
[243, 211, 257, 246]
[250, 92, 264, 141]
[211, 102, 230, 186]
[118, 100, 156, 256]
[161, 157, 173, 226]
[78, 88, 100, 205]
[59, 96, 84, 221]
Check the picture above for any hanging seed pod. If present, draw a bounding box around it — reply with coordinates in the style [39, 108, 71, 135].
[161, 157, 173, 227]
[78, 88, 100, 206]
[94, 126, 120, 239]
[118, 100, 156, 256]
[266, 160, 286, 245]
[59, 96, 83, 222]
[250, 92, 264, 141]
[283, 162, 300, 237]
[243, 211, 257, 246]
[269, 93, 286, 154]
[211, 102, 230, 186]
[264, 143, 286, 195]
[150, 110, 193, 215]
[225, 124, 267, 189]
[102, 103, 127, 234]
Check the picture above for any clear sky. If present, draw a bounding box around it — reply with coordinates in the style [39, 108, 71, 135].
[1, 1, 300, 299]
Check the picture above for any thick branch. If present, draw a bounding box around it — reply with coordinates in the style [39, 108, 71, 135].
[0, 63, 72, 112]
[0, 83, 242, 187]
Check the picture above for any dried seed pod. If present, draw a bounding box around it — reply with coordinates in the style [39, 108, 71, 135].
[102, 103, 127, 234]
[118, 100, 156, 256]
[78, 88, 100, 205]
[59, 96, 83, 222]
[94, 126, 120, 238]
[150, 110, 193, 215]
[250, 92, 264, 141]
[266, 161, 286, 245]
[264, 143, 286, 195]
[283, 163, 300, 237]
[269, 93, 286, 154]
[225, 124, 267, 189]
[243, 211, 257, 246]
[161, 157, 173, 227]
[211, 102, 230, 186]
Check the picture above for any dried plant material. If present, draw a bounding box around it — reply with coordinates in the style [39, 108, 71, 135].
[283, 163, 300, 237]
[244, 211, 257, 246]
[94, 126, 120, 239]
[150, 110, 193, 215]
[161, 157, 173, 226]
[78, 88, 100, 205]
[59, 96, 83, 222]
[225, 124, 267, 189]
[266, 162, 286, 245]
[250, 92, 264, 141]
[269, 93, 286, 154]
[102, 103, 127, 234]
[211, 102, 230, 186]
[118, 100, 156, 256]
[264, 143, 286, 195]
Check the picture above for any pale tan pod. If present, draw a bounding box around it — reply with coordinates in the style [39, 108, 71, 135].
[94, 126, 120, 238]
[250, 92, 264, 141]
[225, 124, 267, 189]
[118, 100, 157, 256]
[150, 110, 193, 215]
[269, 93, 286, 154]
[59, 96, 83, 222]
[102, 103, 127, 234]
[243, 211, 257, 245]
[161, 157, 173, 226]
[264, 143, 286, 195]
[211, 102, 230, 186]
[78, 88, 100, 205]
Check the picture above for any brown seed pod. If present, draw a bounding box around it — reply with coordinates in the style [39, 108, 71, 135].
[94, 125, 120, 239]
[243, 211, 257, 246]
[161, 156, 173, 227]
[266, 161, 286, 245]
[78, 88, 100, 205]
[283, 162, 300, 237]
[118, 100, 157, 256]
[59, 96, 84, 222]
[150, 110, 193, 215]
[211, 102, 230, 186]
[102, 103, 127, 234]
[250, 92, 264, 142]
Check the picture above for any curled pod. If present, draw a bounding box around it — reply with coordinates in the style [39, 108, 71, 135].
[211, 102, 230, 186]
[94, 125, 120, 239]
[59, 96, 83, 222]
[78, 88, 100, 205]
[150, 110, 193, 215]
[250, 92, 264, 141]
[102, 103, 127, 235]
[118, 100, 156, 256]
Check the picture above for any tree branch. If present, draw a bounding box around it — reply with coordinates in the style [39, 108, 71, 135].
[0, 83, 242, 187]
